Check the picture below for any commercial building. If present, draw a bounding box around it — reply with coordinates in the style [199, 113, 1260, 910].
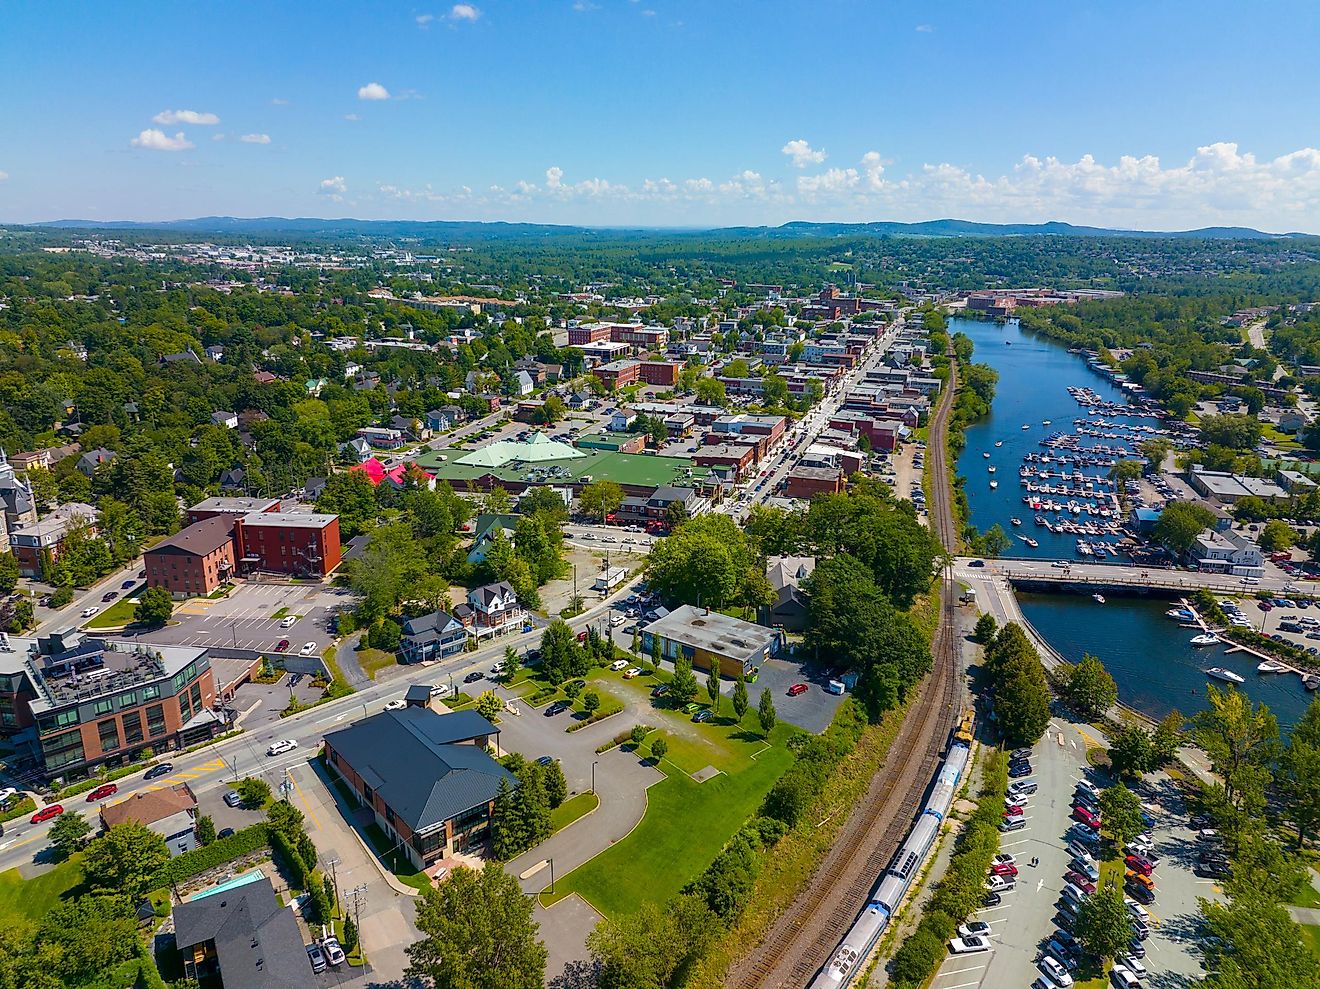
[610, 325, 668, 349]
[1186, 467, 1287, 504]
[144, 516, 238, 597]
[641, 605, 783, 679]
[567, 322, 613, 346]
[593, 359, 641, 389]
[694, 443, 756, 480]
[0, 629, 219, 779]
[784, 465, 845, 499]
[709, 414, 788, 445]
[639, 361, 681, 386]
[324, 708, 515, 868]
[1189, 529, 1265, 577]
[186, 497, 281, 524]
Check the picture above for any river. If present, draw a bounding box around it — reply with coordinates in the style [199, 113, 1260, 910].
[951, 315, 1312, 728]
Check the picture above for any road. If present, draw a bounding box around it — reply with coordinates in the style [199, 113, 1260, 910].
[961, 556, 1306, 596]
[0, 572, 645, 871]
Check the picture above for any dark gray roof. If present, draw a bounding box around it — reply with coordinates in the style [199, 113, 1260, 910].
[324, 708, 514, 834]
[173, 877, 309, 989]
[148, 516, 236, 557]
[401, 610, 462, 639]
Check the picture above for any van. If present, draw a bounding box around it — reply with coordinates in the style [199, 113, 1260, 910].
[1060, 883, 1087, 906]
[999, 816, 1026, 833]
[1110, 964, 1141, 989]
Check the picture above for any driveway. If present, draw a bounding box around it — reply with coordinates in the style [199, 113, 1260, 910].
[231, 673, 326, 730]
[335, 633, 370, 688]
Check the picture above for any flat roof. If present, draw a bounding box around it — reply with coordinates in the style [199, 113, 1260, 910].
[645, 605, 778, 663]
[239, 511, 337, 529]
[415, 446, 712, 489]
[190, 497, 280, 514]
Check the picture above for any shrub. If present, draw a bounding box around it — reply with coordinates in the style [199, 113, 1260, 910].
[148, 824, 269, 889]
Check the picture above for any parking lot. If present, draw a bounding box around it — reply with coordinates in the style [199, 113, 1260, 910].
[145, 581, 349, 655]
[929, 716, 1215, 989]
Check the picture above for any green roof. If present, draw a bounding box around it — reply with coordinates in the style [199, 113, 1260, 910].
[454, 433, 584, 468]
[414, 445, 711, 489]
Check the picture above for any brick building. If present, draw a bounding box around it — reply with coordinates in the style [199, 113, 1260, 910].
[784, 465, 845, 499]
[610, 325, 669, 349]
[186, 497, 281, 525]
[567, 323, 612, 346]
[593, 359, 641, 389]
[232, 512, 341, 578]
[144, 516, 238, 597]
[639, 361, 681, 386]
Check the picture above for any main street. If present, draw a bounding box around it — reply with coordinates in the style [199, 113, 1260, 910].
[961, 555, 1306, 596]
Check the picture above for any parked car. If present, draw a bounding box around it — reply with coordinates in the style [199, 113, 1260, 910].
[992, 853, 1016, 867]
[1065, 871, 1097, 894]
[1009, 763, 1033, 779]
[383, 699, 407, 711]
[321, 937, 346, 967]
[787, 683, 809, 696]
[86, 783, 118, 802]
[545, 701, 570, 717]
[1072, 806, 1101, 829]
[990, 862, 1018, 877]
[949, 935, 990, 954]
[275, 638, 290, 652]
[1075, 780, 1101, 801]
[983, 891, 1002, 907]
[223, 790, 244, 808]
[280, 616, 298, 628]
[299, 642, 316, 656]
[693, 709, 714, 724]
[651, 684, 670, 698]
[307, 944, 328, 974]
[623, 667, 642, 679]
[1124, 854, 1154, 877]
[986, 874, 1015, 893]
[609, 659, 629, 672]
[1005, 793, 1030, 808]
[144, 763, 174, 780]
[464, 671, 484, 683]
[999, 816, 1026, 833]
[217, 827, 235, 839]
[1038, 956, 1074, 987]
[1002, 805, 1024, 818]
[1009, 780, 1038, 795]
[1070, 857, 1100, 882]
[31, 805, 64, 824]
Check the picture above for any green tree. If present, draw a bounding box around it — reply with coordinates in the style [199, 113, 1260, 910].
[406, 863, 547, 989]
[476, 690, 503, 723]
[582, 690, 601, 716]
[1074, 882, 1134, 961]
[630, 724, 649, 747]
[579, 480, 624, 524]
[491, 777, 522, 860]
[694, 377, 727, 407]
[1201, 888, 1320, 989]
[1192, 684, 1280, 810]
[732, 671, 749, 721]
[543, 760, 567, 810]
[588, 894, 715, 989]
[234, 776, 272, 807]
[1061, 653, 1118, 719]
[650, 735, 668, 762]
[134, 585, 174, 627]
[972, 611, 998, 644]
[1151, 709, 1184, 765]
[342, 916, 359, 953]
[0, 553, 18, 595]
[1098, 782, 1146, 849]
[1199, 413, 1263, 451]
[82, 822, 171, 901]
[758, 688, 777, 737]
[1151, 500, 1216, 554]
[1259, 519, 1297, 553]
[48, 812, 92, 860]
[1279, 696, 1320, 845]
[1108, 725, 1157, 778]
[706, 663, 721, 714]
[669, 656, 698, 707]
[539, 619, 583, 684]
[195, 813, 216, 846]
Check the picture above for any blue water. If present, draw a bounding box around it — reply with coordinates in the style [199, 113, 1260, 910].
[951, 316, 1313, 729]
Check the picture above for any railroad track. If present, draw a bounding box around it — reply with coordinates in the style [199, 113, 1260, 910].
[728, 354, 964, 989]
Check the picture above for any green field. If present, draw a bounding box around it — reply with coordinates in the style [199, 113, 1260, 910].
[414, 445, 712, 490]
[550, 791, 599, 833]
[1300, 923, 1320, 957]
[0, 854, 84, 926]
[84, 597, 140, 628]
[356, 647, 399, 680]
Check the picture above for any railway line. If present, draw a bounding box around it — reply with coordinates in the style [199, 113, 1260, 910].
[728, 355, 965, 988]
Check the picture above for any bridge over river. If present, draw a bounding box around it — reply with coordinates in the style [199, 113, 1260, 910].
[956, 556, 1306, 598]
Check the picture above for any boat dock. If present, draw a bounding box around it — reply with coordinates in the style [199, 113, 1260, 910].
[1181, 598, 1317, 687]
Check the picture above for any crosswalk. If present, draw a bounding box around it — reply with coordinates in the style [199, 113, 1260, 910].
[140, 757, 230, 792]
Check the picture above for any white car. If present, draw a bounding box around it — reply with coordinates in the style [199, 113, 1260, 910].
[1117, 955, 1148, 978]
[0, 788, 17, 804]
[986, 874, 1015, 893]
[280, 616, 297, 629]
[321, 937, 346, 967]
[81, 606, 99, 619]
[609, 614, 625, 627]
[992, 853, 1016, 867]
[623, 667, 642, 679]
[383, 699, 407, 711]
[1005, 794, 1030, 808]
[1038, 956, 1074, 987]
[299, 642, 317, 656]
[609, 659, 629, 671]
[957, 921, 991, 938]
[948, 936, 990, 954]
[1075, 779, 1101, 801]
[267, 739, 298, 756]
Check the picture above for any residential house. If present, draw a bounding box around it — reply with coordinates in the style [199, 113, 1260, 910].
[218, 467, 246, 491]
[173, 875, 311, 987]
[204, 345, 224, 362]
[467, 581, 524, 634]
[390, 415, 430, 441]
[76, 447, 116, 478]
[466, 514, 518, 564]
[399, 611, 469, 663]
[1189, 528, 1265, 577]
[760, 556, 816, 631]
[210, 411, 238, 430]
[513, 370, 535, 396]
[342, 437, 373, 462]
[100, 783, 199, 856]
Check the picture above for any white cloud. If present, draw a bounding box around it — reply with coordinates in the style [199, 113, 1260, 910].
[572, 0, 599, 10]
[357, 82, 390, 101]
[318, 176, 347, 201]
[0, 171, 8, 182]
[916, 23, 934, 32]
[153, 109, 219, 126]
[240, 133, 271, 144]
[450, 3, 480, 20]
[797, 167, 860, 197]
[861, 151, 887, 190]
[271, 97, 290, 106]
[212, 133, 226, 142]
[782, 139, 826, 168]
[416, 12, 434, 26]
[130, 129, 194, 152]
[343, 113, 361, 122]
[545, 166, 564, 189]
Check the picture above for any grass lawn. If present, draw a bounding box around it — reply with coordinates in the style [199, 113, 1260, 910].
[1291, 877, 1320, 909]
[0, 853, 83, 925]
[362, 823, 431, 890]
[1300, 923, 1320, 958]
[550, 791, 599, 834]
[85, 597, 140, 628]
[355, 647, 398, 680]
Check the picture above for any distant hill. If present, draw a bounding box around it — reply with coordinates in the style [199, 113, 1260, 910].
[28, 215, 1311, 240]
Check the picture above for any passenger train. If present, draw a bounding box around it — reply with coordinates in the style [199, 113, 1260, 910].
[807, 707, 976, 989]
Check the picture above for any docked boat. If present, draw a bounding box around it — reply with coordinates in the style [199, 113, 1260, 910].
[989, 480, 998, 489]
[1190, 633, 1219, 647]
[1257, 660, 1287, 674]
[1166, 608, 1194, 621]
[1010, 518, 1022, 527]
[1092, 593, 1106, 604]
[1205, 667, 1246, 684]
[1306, 674, 1320, 691]
[1034, 515, 1047, 525]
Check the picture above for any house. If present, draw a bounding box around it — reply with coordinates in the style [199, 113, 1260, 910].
[467, 581, 524, 634]
[1278, 410, 1309, 435]
[218, 467, 246, 491]
[1189, 528, 1265, 577]
[303, 476, 327, 500]
[761, 556, 816, 631]
[305, 377, 329, 396]
[251, 370, 278, 385]
[100, 783, 199, 856]
[400, 611, 469, 663]
[323, 708, 516, 867]
[466, 514, 518, 564]
[390, 415, 430, 440]
[76, 447, 116, 478]
[160, 349, 202, 365]
[204, 345, 224, 362]
[174, 874, 311, 987]
[641, 605, 783, 679]
[342, 437, 373, 462]
[566, 390, 595, 411]
[425, 407, 463, 433]
[513, 370, 535, 396]
[210, 411, 238, 430]
[351, 370, 381, 391]
[357, 426, 406, 449]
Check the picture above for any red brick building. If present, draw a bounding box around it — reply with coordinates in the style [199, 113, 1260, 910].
[694, 443, 756, 480]
[610, 325, 669, 349]
[639, 361, 681, 386]
[186, 497, 281, 525]
[232, 512, 341, 578]
[144, 516, 238, 597]
[784, 466, 845, 499]
[567, 323, 612, 346]
[593, 359, 641, 389]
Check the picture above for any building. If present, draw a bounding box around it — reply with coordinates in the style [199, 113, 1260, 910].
[467, 581, 524, 634]
[174, 874, 312, 987]
[1189, 529, 1265, 577]
[761, 556, 816, 631]
[1186, 467, 1286, 504]
[399, 611, 468, 663]
[76, 447, 116, 478]
[784, 465, 845, 499]
[9, 510, 92, 579]
[357, 426, 406, 449]
[0, 629, 219, 779]
[639, 361, 681, 387]
[323, 708, 516, 868]
[232, 512, 341, 578]
[144, 516, 238, 597]
[593, 359, 641, 389]
[613, 485, 698, 524]
[693, 444, 756, 480]
[593, 567, 629, 592]
[187, 497, 281, 524]
[640, 605, 782, 679]
[710, 414, 788, 445]
[611, 325, 668, 349]
[568, 322, 612, 346]
[100, 783, 199, 856]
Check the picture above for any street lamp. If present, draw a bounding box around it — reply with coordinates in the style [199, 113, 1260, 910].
[591, 760, 598, 795]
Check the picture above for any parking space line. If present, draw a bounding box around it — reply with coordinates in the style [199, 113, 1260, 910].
[938, 965, 989, 977]
[940, 978, 989, 988]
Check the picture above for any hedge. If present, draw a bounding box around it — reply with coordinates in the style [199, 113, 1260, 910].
[595, 726, 647, 754]
[148, 823, 269, 889]
[0, 796, 36, 823]
[565, 699, 625, 733]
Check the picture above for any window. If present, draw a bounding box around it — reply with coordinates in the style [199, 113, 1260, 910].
[189, 683, 202, 711]
[142, 684, 161, 701]
[93, 698, 114, 716]
[98, 718, 120, 753]
[146, 704, 167, 738]
[43, 731, 85, 771]
[123, 711, 144, 747]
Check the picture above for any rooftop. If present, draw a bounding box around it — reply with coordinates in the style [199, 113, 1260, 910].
[190, 497, 281, 515]
[101, 783, 196, 828]
[149, 515, 236, 557]
[644, 605, 780, 663]
[173, 875, 308, 989]
[239, 511, 338, 530]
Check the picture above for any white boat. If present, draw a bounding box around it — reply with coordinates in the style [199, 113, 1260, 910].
[1024, 537, 1039, 548]
[995, 441, 1004, 448]
[1205, 667, 1245, 684]
[983, 451, 991, 458]
[1257, 660, 1287, 674]
[1042, 420, 1052, 426]
[1166, 608, 1194, 620]
[1010, 518, 1023, 527]
[989, 480, 998, 489]
[1022, 424, 1030, 430]
[1092, 593, 1106, 604]
[1190, 633, 1219, 647]
[988, 466, 996, 474]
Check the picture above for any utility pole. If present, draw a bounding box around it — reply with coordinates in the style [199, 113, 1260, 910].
[348, 884, 368, 965]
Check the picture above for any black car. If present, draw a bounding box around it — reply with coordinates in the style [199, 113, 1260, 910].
[1009, 763, 1033, 779]
[983, 892, 1002, 908]
[464, 671, 484, 684]
[144, 762, 174, 780]
[217, 827, 235, 839]
[1051, 929, 1078, 952]
[569, 679, 586, 691]
[544, 701, 570, 717]
[1126, 882, 1155, 905]
[1127, 940, 1146, 959]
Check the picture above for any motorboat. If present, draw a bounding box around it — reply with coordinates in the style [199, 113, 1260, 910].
[1042, 420, 1052, 426]
[989, 480, 998, 489]
[1166, 608, 1194, 621]
[983, 451, 991, 458]
[1306, 674, 1320, 691]
[995, 440, 1004, 448]
[1022, 424, 1030, 430]
[988, 466, 996, 474]
[1010, 518, 1023, 527]
[1190, 634, 1219, 647]
[1092, 593, 1106, 604]
[1257, 660, 1287, 674]
[1205, 667, 1245, 684]
[1024, 537, 1039, 548]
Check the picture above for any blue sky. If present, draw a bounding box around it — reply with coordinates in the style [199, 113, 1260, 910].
[2, 0, 1319, 229]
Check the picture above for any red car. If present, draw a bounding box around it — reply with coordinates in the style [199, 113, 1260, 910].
[1065, 870, 1097, 894]
[1072, 806, 1101, 829]
[275, 639, 290, 652]
[787, 683, 809, 696]
[85, 783, 118, 802]
[1003, 805, 1024, 818]
[990, 862, 1018, 877]
[31, 805, 64, 824]
[1125, 854, 1154, 877]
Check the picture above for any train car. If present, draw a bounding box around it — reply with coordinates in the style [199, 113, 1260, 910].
[806, 734, 976, 989]
[954, 706, 976, 745]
